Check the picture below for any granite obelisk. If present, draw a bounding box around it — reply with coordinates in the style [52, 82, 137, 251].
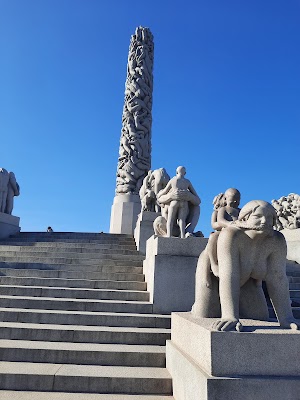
[110, 26, 154, 234]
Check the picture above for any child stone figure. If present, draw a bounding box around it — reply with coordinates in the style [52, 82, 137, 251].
[157, 166, 198, 238]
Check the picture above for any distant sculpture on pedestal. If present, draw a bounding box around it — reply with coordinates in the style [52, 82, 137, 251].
[0, 168, 9, 213]
[139, 168, 170, 212]
[272, 193, 300, 230]
[153, 166, 202, 238]
[5, 172, 20, 215]
[192, 200, 299, 332]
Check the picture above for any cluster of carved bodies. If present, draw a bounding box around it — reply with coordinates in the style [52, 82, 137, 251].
[116, 26, 154, 195]
[192, 195, 299, 332]
[0, 168, 20, 215]
[139, 167, 202, 238]
[272, 193, 300, 230]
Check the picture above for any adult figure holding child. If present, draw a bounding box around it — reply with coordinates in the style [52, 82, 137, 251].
[192, 200, 299, 332]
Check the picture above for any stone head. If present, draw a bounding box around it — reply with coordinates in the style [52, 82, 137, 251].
[176, 166, 186, 177]
[238, 200, 277, 231]
[224, 188, 240, 208]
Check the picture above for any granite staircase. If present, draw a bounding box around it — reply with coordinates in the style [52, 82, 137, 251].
[0, 232, 174, 399]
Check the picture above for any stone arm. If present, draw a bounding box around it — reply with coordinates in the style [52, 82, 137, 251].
[156, 180, 173, 203]
[217, 208, 232, 229]
[211, 210, 220, 231]
[213, 228, 242, 331]
[265, 233, 299, 330]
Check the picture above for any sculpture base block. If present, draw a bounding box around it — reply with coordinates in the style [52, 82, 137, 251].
[143, 236, 207, 314]
[109, 194, 141, 235]
[0, 213, 20, 239]
[134, 211, 160, 254]
[282, 228, 300, 264]
[167, 312, 300, 400]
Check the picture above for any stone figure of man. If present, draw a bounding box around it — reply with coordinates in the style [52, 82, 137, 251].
[0, 168, 9, 213]
[192, 200, 299, 332]
[157, 166, 200, 238]
[5, 172, 20, 215]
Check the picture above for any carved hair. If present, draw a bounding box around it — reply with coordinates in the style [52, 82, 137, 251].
[238, 200, 277, 227]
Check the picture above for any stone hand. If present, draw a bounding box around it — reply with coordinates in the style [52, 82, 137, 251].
[211, 319, 243, 332]
[280, 319, 300, 330]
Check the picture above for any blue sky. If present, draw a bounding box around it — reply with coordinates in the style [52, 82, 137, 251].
[0, 0, 299, 236]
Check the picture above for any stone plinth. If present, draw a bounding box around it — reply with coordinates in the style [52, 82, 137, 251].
[282, 228, 300, 264]
[134, 211, 160, 254]
[167, 312, 300, 400]
[109, 194, 141, 235]
[0, 212, 20, 239]
[143, 236, 208, 314]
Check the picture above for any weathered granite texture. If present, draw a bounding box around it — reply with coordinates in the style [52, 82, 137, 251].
[134, 210, 160, 254]
[115, 26, 154, 196]
[143, 235, 207, 313]
[166, 313, 300, 400]
[272, 193, 300, 230]
[139, 168, 170, 212]
[282, 228, 300, 264]
[153, 167, 202, 238]
[0, 212, 20, 238]
[0, 168, 20, 215]
[211, 188, 240, 231]
[192, 200, 299, 332]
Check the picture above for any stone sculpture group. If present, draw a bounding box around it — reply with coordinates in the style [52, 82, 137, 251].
[272, 193, 300, 230]
[116, 26, 154, 196]
[0, 168, 20, 215]
[139, 166, 202, 238]
[192, 194, 299, 332]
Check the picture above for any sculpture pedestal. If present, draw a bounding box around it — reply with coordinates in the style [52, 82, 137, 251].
[167, 312, 300, 400]
[0, 213, 20, 239]
[134, 211, 160, 254]
[282, 228, 300, 264]
[143, 236, 207, 314]
[109, 194, 141, 235]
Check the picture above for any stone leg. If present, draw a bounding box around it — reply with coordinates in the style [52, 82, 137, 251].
[192, 251, 221, 318]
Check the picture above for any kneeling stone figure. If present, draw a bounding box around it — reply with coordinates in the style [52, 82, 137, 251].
[192, 200, 299, 332]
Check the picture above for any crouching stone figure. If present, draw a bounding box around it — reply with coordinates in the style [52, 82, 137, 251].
[192, 200, 299, 332]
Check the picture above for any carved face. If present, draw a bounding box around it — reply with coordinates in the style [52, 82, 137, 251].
[247, 205, 274, 230]
[225, 189, 240, 208]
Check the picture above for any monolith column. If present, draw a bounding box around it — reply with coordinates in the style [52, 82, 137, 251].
[110, 26, 154, 234]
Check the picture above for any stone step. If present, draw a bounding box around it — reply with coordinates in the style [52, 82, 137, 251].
[0, 245, 139, 255]
[288, 277, 300, 283]
[289, 283, 300, 290]
[0, 362, 172, 394]
[0, 391, 174, 399]
[0, 285, 150, 301]
[0, 284, 149, 300]
[10, 232, 133, 240]
[0, 295, 154, 314]
[0, 242, 137, 250]
[5, 238, 135, 244]
[0, 263, 143, 274]
[0, 308, 171, 328]
[0, 276, 147, 290]
[0, 251, 144, 261]
[0, 256, 143, 267]
[289, 290, 300, 299]
[0, 322, 171, 345]
[0, 340, 166, 367]
[0, 268, 145, 282]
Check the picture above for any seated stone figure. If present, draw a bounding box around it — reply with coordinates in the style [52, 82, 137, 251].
[203, 188, 241, 287]
[192, 200, 299, 332]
